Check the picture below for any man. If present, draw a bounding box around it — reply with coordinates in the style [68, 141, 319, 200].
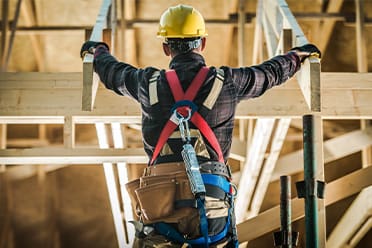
[81, 4, 320, 248]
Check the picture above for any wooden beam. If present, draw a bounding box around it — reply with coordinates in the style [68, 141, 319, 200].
[271, 126, 372, 181]
[318, 0, 344, 53]
[0, 147, 148, 164]
[327, 186, 372, 247]
[246, 118, 291, 218]
[20, 0, 45, 71]
[252, 0, 263, 64]
[296, 55, 321, 111]
[6, 138, 49, 147]
[235, 118, 275, 221]
[1, 72, 372, 118]
[3, 0, 22, 71]
[64, 116, 75, 148]
[261, 0, 321, 111]
[1, 0, 9, 69]
[124, 0, 138, 66]
[237, 166, 372, 242]
[82, 0, 112, 111]
[238, 0, 246, 66]
[355, 0, 371, 168]
[355, 0, 368, 73]
[95, 123, 127, 248]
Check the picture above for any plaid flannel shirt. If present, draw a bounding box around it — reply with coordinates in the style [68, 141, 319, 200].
[93, 47, 301, 163]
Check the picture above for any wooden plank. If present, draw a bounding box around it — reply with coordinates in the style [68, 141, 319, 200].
[20, 0, 45, 71]
[111, 123, 135, 245]
[271, 126, 372, 181]
[261, 9, 277, 57]
[237, 166, 372, 242]
[327, 186, 372, 248]
[355, 0, 371, 168]
[3, 0, 22, 71]
[82, 0, 112, 111]
[0, 148, 148, 164]
[355, 0, 368, 73]
[64, 116, 75, 148]
[0, 0, 9, 69]
[262, 0, 321, 111]
[252, 0, 263, 64]
[235, 118, 275, 221]
[247, 118, 291, 218]
[95, 123, 127, 248]
[6, 138, 49, 147]
[238, 0, 246, 66]
[1, 72, 372, 118]
[318, 0, 344, 53]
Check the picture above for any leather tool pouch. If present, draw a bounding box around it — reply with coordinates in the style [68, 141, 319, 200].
[125, 162, 229, 238]
[125, 164, 197, 225]
[135, 181, 176, 221]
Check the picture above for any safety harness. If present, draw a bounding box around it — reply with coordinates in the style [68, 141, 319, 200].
[148, 67, 239, 247]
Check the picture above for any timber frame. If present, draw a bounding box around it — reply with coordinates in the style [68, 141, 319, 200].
[1, 0, 371, 247]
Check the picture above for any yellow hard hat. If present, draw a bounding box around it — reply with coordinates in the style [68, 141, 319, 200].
[157, 5, 207, 38]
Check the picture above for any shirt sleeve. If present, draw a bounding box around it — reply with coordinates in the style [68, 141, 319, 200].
[229, 51, 301, 101]
[92, 46, 157, 102]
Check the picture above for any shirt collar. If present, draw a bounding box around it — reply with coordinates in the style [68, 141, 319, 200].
[169, 52, 206, 70]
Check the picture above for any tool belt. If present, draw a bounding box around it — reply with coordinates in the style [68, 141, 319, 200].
[126, 161, 233, 239]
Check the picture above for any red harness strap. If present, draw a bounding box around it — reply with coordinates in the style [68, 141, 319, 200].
[150, 67, 224, 165]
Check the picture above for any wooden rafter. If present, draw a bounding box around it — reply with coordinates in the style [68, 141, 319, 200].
[327, 186, 372, 247]
[20, 0, 45, 71]
[271, 126, 372, 181]
[246, 118, 291, 218]
[235, 118, 275, 221]
[237, 166, 372, 242]
[262, 0, 321, 112]
[1, 0, 9, 70]
[318, 0, 344, 53]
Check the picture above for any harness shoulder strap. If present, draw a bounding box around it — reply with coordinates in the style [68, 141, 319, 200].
[150, 67, 225, 165]
[203, 68, 224, 109]
[149, 70, 160, 105]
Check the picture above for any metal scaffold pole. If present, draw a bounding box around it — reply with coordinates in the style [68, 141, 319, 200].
[274, 175, 298, 247]
[296, 114, 325, 248]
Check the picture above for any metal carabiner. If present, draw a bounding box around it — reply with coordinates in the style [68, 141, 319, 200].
[174, 108, 192, 142]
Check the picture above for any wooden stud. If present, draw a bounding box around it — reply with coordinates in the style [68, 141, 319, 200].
[82, 0, 112, 111]
[247, 118, 291, 218]
[1, 0, 9, 70]
[20, 0, 45, 71]
[3, 0, 22, 71]
[64, 116, 75, 148]
[0, 147, 147, 164]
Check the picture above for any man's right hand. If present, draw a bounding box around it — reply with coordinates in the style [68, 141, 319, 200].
[80, 41, 109, 59]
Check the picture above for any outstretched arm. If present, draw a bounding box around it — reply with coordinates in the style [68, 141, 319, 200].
[230, 43, 320, 100]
